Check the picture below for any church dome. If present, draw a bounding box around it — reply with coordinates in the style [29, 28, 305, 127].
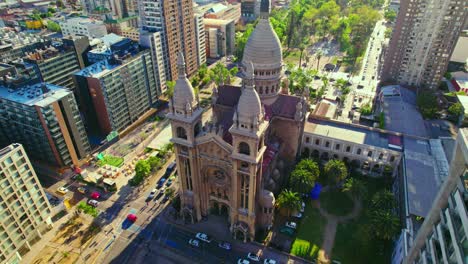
[173, 52, 196, 110]
[260, 189, 275, 208]
[242, 18, 282, 70]
[236, 62, 262, 121]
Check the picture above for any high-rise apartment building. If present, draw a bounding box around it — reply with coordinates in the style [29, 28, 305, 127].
[393, 128, 468, 264]
[139, 0, 200, 80]
[139, 31, 167, 93]
[0, 143, 53, 264]
[0, 70, 91, 167]
[23, 43, 82, 91]
[73, 48, 156, 137]
[204, 18, 235, 59]
[194, 14, 207, 66]
[382, 0, 467, 89]
[59, 17, 108, 39]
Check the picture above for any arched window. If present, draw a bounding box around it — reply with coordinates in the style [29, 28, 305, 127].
[239, 142, 250, 155]
[176, 127, 187, 139]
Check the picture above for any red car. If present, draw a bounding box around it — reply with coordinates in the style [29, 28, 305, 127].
[127, 214, 137, 222]
[91, 192, 101, 200]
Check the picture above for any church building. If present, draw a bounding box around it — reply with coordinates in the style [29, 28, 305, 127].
[168, 0, 307, 241]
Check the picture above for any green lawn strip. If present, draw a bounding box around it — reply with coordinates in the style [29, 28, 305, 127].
[320, 189, 354, 216]
[290, 206, 326, 260]
[77, 201, 99, 217]
[97, 155, 124, 167]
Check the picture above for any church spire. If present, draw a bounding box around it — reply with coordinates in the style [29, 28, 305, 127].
[177, 51, 186, 78]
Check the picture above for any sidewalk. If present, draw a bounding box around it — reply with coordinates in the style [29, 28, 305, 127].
[20, 212, 75, 264]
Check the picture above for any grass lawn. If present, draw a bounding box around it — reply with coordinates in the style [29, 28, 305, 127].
[97, 154, 124, 167]
[320, 189, 354, 216]
[331, 177, 394, 263]
[290, 205, 326, 260]
[283, 49, 302, 64]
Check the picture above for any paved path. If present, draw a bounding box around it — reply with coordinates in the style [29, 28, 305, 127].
[315, 190, 362, 264]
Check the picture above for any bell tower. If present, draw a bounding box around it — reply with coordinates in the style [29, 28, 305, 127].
[167, 52, 203, 222]
[229, 62, 268, 242]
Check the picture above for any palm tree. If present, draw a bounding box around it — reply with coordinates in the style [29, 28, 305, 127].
[342, 178, 366, 199]
[324, 159, 348, 186]
[276, 189, 302, 217]
[369, 210, 400, 240]
[316, 50, 323, 71]
[370, 190, 396, 211]
[290, 169, 316, 194]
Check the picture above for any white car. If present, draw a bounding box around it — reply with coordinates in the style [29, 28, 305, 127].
[87, 199, 99, 207]
[148, 189, 157, 199]
[286, 221, 297, 229]
[264, 259, 277, 264]
[238, 259, 250, 264]
[300, 202, 305, 213]
[188, 239, 199, 247]
[292, 212, 303, 218]
[247, 252, 260, 262]
[195, 232, 211, 243]
[56, 187, 69, 195]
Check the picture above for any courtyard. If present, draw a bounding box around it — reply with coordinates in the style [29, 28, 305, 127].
[286, 176, 395, 263]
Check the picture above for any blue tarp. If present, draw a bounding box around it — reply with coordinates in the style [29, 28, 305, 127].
[310, 183, 322, 200]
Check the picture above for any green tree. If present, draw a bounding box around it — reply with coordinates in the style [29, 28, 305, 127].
[235, 23, 255, 61]
[276, 189, 302, 217]
[342, 177, 367, 199]
[165, 187, 175, 199]
[384, 9, 397, 22]
[417, 91, 438, 119]
[166, 81, 176, 97]
[148, 156, 161, 171]
[324, 159, 348, 185]
[135, 160, 151, 178]
[46, 21, 61, 32]
[369, 210, 400, 240]
[229, 66, 239, 77]
[370, 190, 396, 212]
[448, 102, 463, 118]
[384, 28, 393, 38]
[290, 169, 317, 194]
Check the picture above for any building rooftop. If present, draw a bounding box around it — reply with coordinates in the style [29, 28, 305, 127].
[23, 42, 73, 62]
[457, 94, 468, 115]
[74, 60, 119, 78]
[403, 137, 449, 217]
[380, 85, 428, 137]
[0, 82, 71, 107]
[0, 143, 21, 159]
[304, 117, 404, 150]
[0, 28, 49, 51]
[61, 17, 105, 26]
[203, 18, 233, 26]
[450, 36, 468, 64]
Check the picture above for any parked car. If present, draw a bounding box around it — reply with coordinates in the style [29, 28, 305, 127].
[127, 214, 137, 222]
[218, 241, 232, 250]
[157, 178, 166, 189]
[167, 162, 176, 173]
[238, 259, 250, 264]
[161, 195, 169, 203]
[87, 199, 99, 207]
[292, 212, 303, 218]
[195, 233, 211, 243]
[165, 179, 173, 187]
[77, 187, 87, 194]
[247, 252, 260, 262]
[286, 221, 297, 229]
[56, 187, 69, 195]
[188, 239, 200, 247]
[154, 191, 164, 200]
[264, 259, 277, 264]
[148, 189, 157, 199]
[279, 227, 295, 236]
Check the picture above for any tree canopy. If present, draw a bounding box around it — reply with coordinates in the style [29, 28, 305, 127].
[324, 159, 348, 185]
[290, 159, 320, 194]
[416, 91, 438, 119]
[276, 189, 302, 216]
[342, 177, 367, 199]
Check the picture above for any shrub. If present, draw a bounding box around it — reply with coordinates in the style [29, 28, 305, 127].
[360, 103, 372, 115]
[77, 201, 99, 217]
